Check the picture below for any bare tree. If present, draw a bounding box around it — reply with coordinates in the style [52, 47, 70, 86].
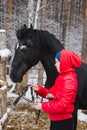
[27, 0, 35, 27]
[55, 0, 59, 22]
[81, 0, 87, 62]
[38, 0, 47, 85]
[0, 1, 1, 29]
[60, 0, 68, 46]
[69, 0, 75, 28]
[75, 0, 82, 27]
[6, 0, 13, 30]
[34, 0, 41, 29]
[81, 0, 87, 115]
[60, 0, 63, 22]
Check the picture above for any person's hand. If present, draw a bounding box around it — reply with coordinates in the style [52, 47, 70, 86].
[31, 84, 39, 91]
[33, 103, 42, 110]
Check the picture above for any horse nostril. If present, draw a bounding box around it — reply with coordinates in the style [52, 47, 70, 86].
[11, 62, 17, 68]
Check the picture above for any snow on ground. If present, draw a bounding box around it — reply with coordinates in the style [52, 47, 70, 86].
[78, 110, 87, 122]
[7, 75, 87, 122]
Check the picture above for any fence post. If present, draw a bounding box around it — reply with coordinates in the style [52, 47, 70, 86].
[0, 29, 11, 81]
[0, 29, 11, 130]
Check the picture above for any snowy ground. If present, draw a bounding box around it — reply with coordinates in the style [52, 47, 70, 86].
[6, 77, 87, 130]
[6, 99, 87, 130]
[6, 75, 87, 123]
[8, 93, 87, 123]
[78, 110, 87, 122]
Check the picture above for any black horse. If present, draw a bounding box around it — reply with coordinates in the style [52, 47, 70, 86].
[10, 24, 87, 130]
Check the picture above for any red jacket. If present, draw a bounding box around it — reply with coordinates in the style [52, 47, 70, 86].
[37, 50, 82, 121]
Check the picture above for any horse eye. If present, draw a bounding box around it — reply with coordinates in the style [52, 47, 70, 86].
[27, 40, 33, 47]
[20, 45, 27, 52]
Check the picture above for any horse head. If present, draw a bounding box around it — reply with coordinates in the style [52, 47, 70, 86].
[10, 24, 63, 86]
[10, 24, 40, 82]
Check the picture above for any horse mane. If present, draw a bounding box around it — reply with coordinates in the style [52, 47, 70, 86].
[16, 24, 64, 56]
[35, 29, 64, 53]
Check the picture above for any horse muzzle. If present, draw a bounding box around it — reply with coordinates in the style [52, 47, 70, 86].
[10, 70, 23, 83]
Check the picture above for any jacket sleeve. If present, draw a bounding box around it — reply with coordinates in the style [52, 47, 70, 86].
[36, 85, 49, 98]
[36, 83, 55, 98]
[42, 76, 77, 113]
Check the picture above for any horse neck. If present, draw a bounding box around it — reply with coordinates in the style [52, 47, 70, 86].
[40, 53, 58, 88]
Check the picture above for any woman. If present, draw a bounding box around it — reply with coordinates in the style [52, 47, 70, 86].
[31, 49, 82, 130]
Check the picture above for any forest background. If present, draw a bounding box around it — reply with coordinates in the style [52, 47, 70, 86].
[0, 0, 87, 130]
[0, 0, 87, 97]
[0, 0, 87, 95]
[0, 0, 87, 85]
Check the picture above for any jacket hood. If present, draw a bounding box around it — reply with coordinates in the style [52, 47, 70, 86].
[60, 49, 82, 73]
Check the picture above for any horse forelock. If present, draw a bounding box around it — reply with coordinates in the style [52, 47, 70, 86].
[16, 26, 30, 40]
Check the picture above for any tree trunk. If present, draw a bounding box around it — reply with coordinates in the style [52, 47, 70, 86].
[34, 0, 41, 29]
[0, 1, 1, 29]
[6, 0, 13, 30]
[69, 0, 75, 28]
[55, 0, 59, 22]
[38, 0, 47, 85]
[40, 0, 47, 29]
[75, 1, 81, 27]
[0, 62, 6, 81]
[80, 2, 87, 114]
[81, 0, 87, 62]
[60, 0, 68, 47]
[27, 0, 34, 27]
[60, 0, 63, 22]
[80, 0, 87, 113]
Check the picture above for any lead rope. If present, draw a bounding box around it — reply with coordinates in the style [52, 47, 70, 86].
[30, 87, 42, 124]
[35, 93, 41, 124]
[13, 84, 31, 105]
[13, 84, 42, 125]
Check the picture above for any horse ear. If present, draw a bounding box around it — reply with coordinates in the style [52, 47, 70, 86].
[30, 24, 33, 29]
[19, 24, 28, 30]
[15, 24, 27, 33]
[16, 24, 28, 40]
[23, 24, 27, 29]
